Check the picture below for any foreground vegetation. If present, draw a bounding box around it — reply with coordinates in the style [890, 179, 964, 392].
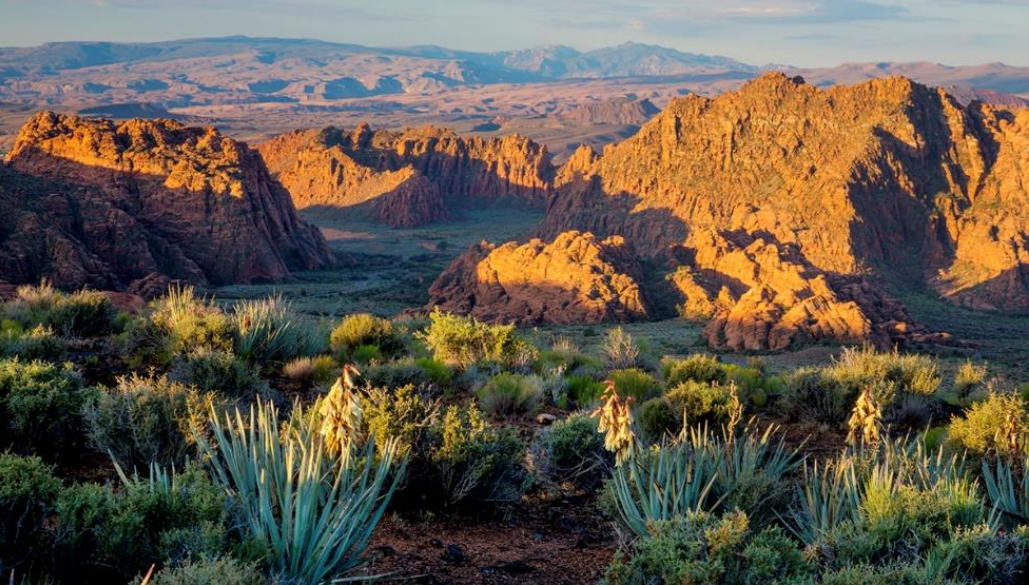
[1, 283, 1028, 584]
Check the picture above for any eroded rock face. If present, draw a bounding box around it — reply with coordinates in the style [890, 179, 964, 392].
[431, 74, 1029, 349]
[427, 231, 648, 325]
[0, 111, 332, 294]
[258, 124, 552, 227]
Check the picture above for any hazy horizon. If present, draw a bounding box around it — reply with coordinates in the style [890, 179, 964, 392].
[2, 0, 1028, 68]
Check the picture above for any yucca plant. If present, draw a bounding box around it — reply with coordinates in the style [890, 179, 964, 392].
[232, 296, 323, 364]
[197, 400, 405, 585]
[612, 438, 720, 537]
[982, 456, 1029, 524]
[788, 456, 861, 544]
[705, 422, 801, 515]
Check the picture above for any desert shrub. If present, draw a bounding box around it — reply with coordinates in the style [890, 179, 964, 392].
[83, 373, 215, 469]
[0, 358, 92, 457]
[52, 464, 230, 581]
[131, 556, 264, 585]
[602, 511, 810, 585]
[602, 326, 640, 369]
[0, 454, 61, 567]
[169, 348, 267, 400]
[532, 413, 610, 490]
[662, 354, 727, 387]
[351, 343, 381, 364]
[567, 374, 606, 406]
[231, 296, 324, 364]
[947, 391, 1029, 458]
[828, 346, 941, 405]
[361, 384, 440, 457]
[534, 337, 595, 374]
[282, 354, 338, 386]
[665, 380, 735, 427]
[477, 373, 543, 416]
[608, 368, 661, 401]
[330, 313, 403, 358]
[952, 360, 989, 404]
[417, 309, 530, 368]
[927, 524, 1028, 585]
[426, 404, 526, 507]
[779, 367, 849, 425]
[151, 286, 234, 355]
[3, 283, 117, 338]
[363, 357, 452, 393]
[118, 316, 174, 369]
[0, 323, 66, 361]
[637, 397, 679, 443]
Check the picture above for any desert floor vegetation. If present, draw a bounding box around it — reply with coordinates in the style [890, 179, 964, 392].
[1, 282, 1029, 584]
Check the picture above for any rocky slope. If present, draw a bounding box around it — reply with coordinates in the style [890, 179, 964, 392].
[258, 124, 552, 227]
[428, 231, 648, 325]
[430, 73, 1029, 350]
[0, 111, 332, 295]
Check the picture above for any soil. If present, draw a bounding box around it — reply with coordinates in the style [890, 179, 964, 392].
[357, 496, 617, 585]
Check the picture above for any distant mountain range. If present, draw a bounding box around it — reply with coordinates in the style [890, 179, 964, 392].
[0, 36, 1026, 151]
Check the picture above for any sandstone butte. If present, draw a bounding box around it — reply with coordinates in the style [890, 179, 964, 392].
[0, 111, 333, 297]
[257, 124, 552, 228]
[428, 72, 1029, 351]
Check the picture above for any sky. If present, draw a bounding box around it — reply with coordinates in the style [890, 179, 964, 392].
[1, 0, 1027, 68]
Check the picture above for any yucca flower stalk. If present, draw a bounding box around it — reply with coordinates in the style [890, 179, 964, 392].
[847, 385, 882, 449]
[320, 364, 363, 457]
[592, 380, 635, 466]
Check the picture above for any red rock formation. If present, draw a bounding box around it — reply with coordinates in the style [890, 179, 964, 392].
[258, 124, 552, 227]
[427, 231, 648, 325]
[433, 74, 1029, 349]
[0, 111, 332, 294]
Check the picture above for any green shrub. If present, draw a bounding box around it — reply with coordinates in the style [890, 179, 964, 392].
[953, 360, 988, 401]
[666, 380, 734, 427]
[53, 464, 230, 581]
[231, 296, 325, 364]
[567, 374, 606, 406]
[427, 404, 526, 507]
[947, 391, 1029, 458]
[608, 368, 660, 401]
[416, 309, 531, 368]
[351, 343, 382, 364]
[83, 373, 215, 469]
[0, 454, 61, 566]
[169, 348, 267, 400]
[282, 355, 338, 386]
[363, 357, 453, 393]
[131, 556, 264, 585]
[779, 367, 849, 425]
[0, 324, 66, 361]
[662, 354, 727, 387]
[151, 286, 234, 355]
[118, 316, 173, 369]
[330, 313, 403, 358]
[637, 397, 678, 444]
[361, 384, 440, 457]
[532, 413, 609, 490]
[477, 373, 543, 416]
[828, 346, 941, 405]
[0, 358, 92, 456]
[602, 511, 810, 585]
[3, 283, 117, 337]
[415, 356, 454, 388]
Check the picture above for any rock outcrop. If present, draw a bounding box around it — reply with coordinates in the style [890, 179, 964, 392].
[258, 124, 552, 227]
[430, 74, 1029, 350]
[428, 231, 648, 325]
[0, 111, 332, 294]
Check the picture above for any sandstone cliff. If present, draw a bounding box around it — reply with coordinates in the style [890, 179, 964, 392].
[0, 111, 333, 295]
[430, 74, 1029, 349]
[428, 231, 648, 325]
[258, 124, 552, 227]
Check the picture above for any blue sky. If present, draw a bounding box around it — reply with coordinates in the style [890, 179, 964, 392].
[1, 0, 1027, 67]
